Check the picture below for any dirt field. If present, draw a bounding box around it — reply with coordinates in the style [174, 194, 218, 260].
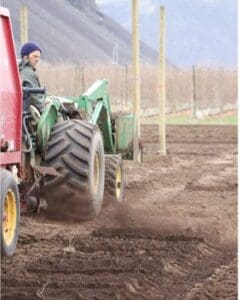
[1, 125, 237, 300]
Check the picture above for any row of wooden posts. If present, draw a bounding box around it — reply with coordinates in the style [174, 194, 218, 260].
[19, 1, 167, 161]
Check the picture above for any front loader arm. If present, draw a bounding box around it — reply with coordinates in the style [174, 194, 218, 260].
[77, 80, 115, 153]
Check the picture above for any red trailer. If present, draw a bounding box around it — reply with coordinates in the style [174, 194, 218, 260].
[0, 6, 22, 256]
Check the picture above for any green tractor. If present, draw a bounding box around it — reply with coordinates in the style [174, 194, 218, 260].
[22, 79, 136, 221]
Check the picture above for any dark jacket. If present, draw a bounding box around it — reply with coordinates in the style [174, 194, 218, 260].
[19, 60, 44, 112]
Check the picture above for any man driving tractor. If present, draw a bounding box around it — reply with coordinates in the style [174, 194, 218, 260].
[18, 42, 44, 113]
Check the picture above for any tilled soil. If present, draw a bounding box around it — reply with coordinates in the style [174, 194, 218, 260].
[1, 125, 237, 300]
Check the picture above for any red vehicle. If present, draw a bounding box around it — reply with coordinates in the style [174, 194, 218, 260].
[0, 6, 22, 256]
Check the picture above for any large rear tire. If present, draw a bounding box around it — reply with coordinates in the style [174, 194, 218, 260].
[1, 169, 20, 257]
[44, 120, 105, 221]
[104, 154, 124, 204]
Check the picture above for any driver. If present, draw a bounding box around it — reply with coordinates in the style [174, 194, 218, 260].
[18, 42, 44, 113]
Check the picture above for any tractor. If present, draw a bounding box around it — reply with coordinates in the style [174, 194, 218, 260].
[0, 7, 137, 257]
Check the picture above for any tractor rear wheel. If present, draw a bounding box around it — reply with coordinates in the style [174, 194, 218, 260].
[1, 169, 20, 257]
[104, 154, 124, 204]
[44, 120, 105, 221]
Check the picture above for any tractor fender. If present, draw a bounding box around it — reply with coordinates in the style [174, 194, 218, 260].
[37, 99, 59, 153]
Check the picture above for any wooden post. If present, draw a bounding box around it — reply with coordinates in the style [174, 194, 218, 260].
[81, 66, 85, 94]
[192, 65, 197, 118]
[20, 5, 28, 44]
[219, 67, 224, 113]
[158, 6, 166, 155]
[74, 66, 81, 96]
[173, 70, 177, 113]
[132, 0, 141, 162]
[124, 65, 128, 110]
[120, 65, 124, 111]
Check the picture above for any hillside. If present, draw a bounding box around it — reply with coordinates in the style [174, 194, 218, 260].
[2, 0, 158, 64]
[97, 0, 237, 68]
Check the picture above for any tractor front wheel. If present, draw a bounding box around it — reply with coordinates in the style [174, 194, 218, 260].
[1, 169, 20, 257]
[104, 154, 124, 204]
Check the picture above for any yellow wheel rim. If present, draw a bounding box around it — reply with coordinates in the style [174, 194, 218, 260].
[93, 154, 100, 194]
[2, 189, 17, 246]
[115, 166, 122, 200]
